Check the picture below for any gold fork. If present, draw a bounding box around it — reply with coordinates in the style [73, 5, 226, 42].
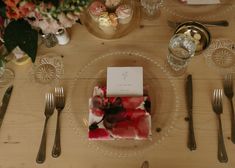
[36, 93, 54, 164]
[52, 87, 65, 158]
[212, 89, 228, 163]
[223, 74, 235, 143]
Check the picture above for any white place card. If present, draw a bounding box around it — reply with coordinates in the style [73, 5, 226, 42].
[187, 0, 220, 5]
[107, 67, 143, 97]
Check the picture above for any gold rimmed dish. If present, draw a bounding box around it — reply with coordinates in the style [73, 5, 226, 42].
[174, 21, 211, 54]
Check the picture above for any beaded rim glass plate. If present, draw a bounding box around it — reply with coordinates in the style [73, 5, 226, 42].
[66, 50, 180, 157]
[30, 53, 64, 85]
[162, 0, 234, 20]
[204, 39, 235, 74]
[80, 0, 140, 39]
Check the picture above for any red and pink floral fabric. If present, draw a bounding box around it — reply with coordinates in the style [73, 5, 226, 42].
[88, 86, 152, 140]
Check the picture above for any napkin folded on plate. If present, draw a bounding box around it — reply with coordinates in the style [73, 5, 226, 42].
[88, 86, 152, 140]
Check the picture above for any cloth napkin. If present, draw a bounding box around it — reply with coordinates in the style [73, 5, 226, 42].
[88, 86, 152, 140]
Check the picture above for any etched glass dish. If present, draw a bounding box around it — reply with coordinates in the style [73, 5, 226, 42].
[66, 50, 180, 157]
[30, 53, 64, 85]
[204, 39, 235, 74]
[162, 0, 234, 20]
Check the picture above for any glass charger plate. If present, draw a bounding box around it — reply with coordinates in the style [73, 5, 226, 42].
[162, 0, 234, 20]
[66, 51, 180, 157]
[80, 0, 140, 39]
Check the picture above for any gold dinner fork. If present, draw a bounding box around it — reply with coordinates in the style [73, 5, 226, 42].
[223, 74, 235, 143]
[52, 87, 65, 158]
[36, 93, 54, 164]
[212, 89, 228, 163]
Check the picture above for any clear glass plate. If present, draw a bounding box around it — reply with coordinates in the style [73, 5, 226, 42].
[66, 51, 180, 157]
[204, 39, 235, 75]
[80, 0, 140, 39]
[162, 0, 234, 20]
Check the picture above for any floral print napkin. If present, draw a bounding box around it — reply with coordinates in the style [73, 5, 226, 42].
[88, 86, 152, 140]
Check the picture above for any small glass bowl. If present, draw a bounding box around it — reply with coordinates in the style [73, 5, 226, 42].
[204, 39, 235, 74]
[31, 53, 64, 84]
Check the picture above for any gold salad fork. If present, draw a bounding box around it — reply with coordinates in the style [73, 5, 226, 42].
[36, 93, 54, 164]
[223, 74, 235, 143]
[212, 89, 228, 163]
[52, 87, 65, 158]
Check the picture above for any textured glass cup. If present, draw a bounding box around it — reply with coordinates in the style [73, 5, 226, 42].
[40, 30, 58, 48]
[141, 0, 162, 19]
[0, 45, 14, 85]
[167, 34, 196, 74]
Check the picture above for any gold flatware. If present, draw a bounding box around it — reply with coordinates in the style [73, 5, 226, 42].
[52, 87, 65, 158]
[223, 74, 235, 144]
[168, 20, 229, 28]
[0, 85, 13, 128]
[173, 21, 211, 54]
[36, 93, 54, 164]
[186, 74, 196, 150]
[212, 89, 228, 163]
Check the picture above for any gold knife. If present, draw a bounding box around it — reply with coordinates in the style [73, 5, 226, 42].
[186, 75, 196, 150]
[0, 85, 13, 128]
[168, 20, 229, 28]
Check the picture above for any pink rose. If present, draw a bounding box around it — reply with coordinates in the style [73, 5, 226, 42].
[4, 0, 20, 7]
[19, 1, 35, 17]
[38, 18, 60, 34]
[6, 6, 22, 19]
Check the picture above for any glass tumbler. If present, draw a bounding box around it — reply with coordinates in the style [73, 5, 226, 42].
[140, 0, 162, 19]
[40, 30, 58, 48]
[0, 45, 14, 85]
[167, 34, 196, 75]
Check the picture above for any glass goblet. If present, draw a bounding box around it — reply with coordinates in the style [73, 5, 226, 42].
[140, 0, 162, 19]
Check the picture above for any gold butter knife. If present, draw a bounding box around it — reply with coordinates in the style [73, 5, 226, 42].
[186, 74, 196, 150]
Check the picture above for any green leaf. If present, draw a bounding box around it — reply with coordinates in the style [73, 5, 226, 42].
[3, 20, 38, 62]
[43, 0, 60, 7]
[0, 1, 6, 18]
[18, 29, 38, 62]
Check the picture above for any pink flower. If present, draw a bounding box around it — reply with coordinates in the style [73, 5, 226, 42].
[4, 0, 20, 7]
[38, 18, 60, 34]
[6, 6, 22, 19]
[58, 13, 74, 28]
[19, 1, 35, 17]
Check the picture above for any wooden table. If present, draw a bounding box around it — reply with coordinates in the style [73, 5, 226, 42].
[1, 2, 235, 168]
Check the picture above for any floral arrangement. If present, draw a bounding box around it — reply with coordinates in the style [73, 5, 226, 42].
[0, 0, 90, 62]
